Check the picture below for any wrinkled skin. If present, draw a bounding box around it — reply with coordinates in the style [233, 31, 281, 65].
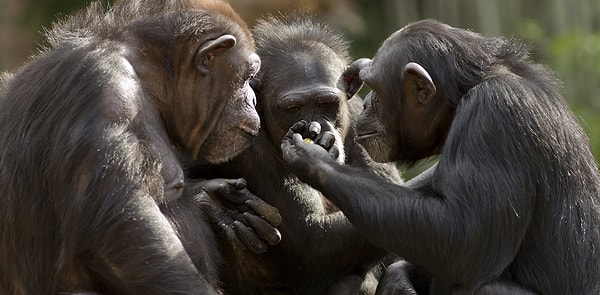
[190, 14, 403, 295]
[0, 0, 278, 294]
[282, 19, 600, 294]
[177, 178, 282, 254]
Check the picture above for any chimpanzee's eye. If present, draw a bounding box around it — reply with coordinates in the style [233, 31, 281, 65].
[286, 105, 301, 114]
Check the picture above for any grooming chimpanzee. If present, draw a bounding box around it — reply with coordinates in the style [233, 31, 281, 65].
[0, 0, 281, 294]
[282, 19, 600, 294]
[190, 14, 403, 294]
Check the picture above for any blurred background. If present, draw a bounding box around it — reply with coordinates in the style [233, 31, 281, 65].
[1, 0, 599, 173]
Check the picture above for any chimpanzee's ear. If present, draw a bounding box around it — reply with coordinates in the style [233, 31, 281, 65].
[337, 58, 371, 99]
[402, 62, 436, 105]
[195, 35, 237, 75]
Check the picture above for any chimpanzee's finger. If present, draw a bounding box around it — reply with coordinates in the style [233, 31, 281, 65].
[289, 120, 308, 134]
[316, 131, 336, 150]
[338, 58, 371, 98]
[307, 121, 322, 139]
[217, 220, 246, 250]
[242, 213, 282, 246]
[233, 178, 247, 190]
[328, 145, 340, 160]
[291, 133, 306, 147]
[202, 179, 229, 195]
[232, 220, 268, 253]
[245, 199, 282, 226]
[284, 127, 304, 142]
[220, 178, 251, 205]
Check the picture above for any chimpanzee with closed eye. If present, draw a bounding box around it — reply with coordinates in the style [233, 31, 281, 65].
[189, 14, 403, 294]
[282, 19, 600, 294]
[0, 0, 282, 294]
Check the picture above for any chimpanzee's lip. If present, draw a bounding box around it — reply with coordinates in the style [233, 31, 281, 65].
[239, 124, 260, 137]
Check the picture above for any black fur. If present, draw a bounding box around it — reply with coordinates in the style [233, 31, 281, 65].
[0, 0, 260, 293]
[191, 14, 402, 294]
[282, 19, 600, 294]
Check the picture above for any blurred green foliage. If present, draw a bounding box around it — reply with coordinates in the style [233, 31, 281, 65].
[403, 23, 600, 179]
[520, 20, 600, 158]
[1, 0, 598, 172]
[21, 1, 88, 28]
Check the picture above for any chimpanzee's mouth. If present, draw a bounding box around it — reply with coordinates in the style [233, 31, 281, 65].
[238, 124, 260, 137]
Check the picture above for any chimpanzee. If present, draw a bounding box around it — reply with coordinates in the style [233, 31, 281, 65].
[0, 72, 12, 92]
[189, 14, 403, 294]
[0, 0, 281, 294]
[281, 19, 600, 294]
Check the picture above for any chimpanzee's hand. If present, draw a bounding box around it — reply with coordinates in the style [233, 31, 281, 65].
[187, 178, 282, 253]
[338, 58, 371, 98]
[281, 120, 340, 178]
[281, 120, 340, 179]
[375, 260, 426, 295]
